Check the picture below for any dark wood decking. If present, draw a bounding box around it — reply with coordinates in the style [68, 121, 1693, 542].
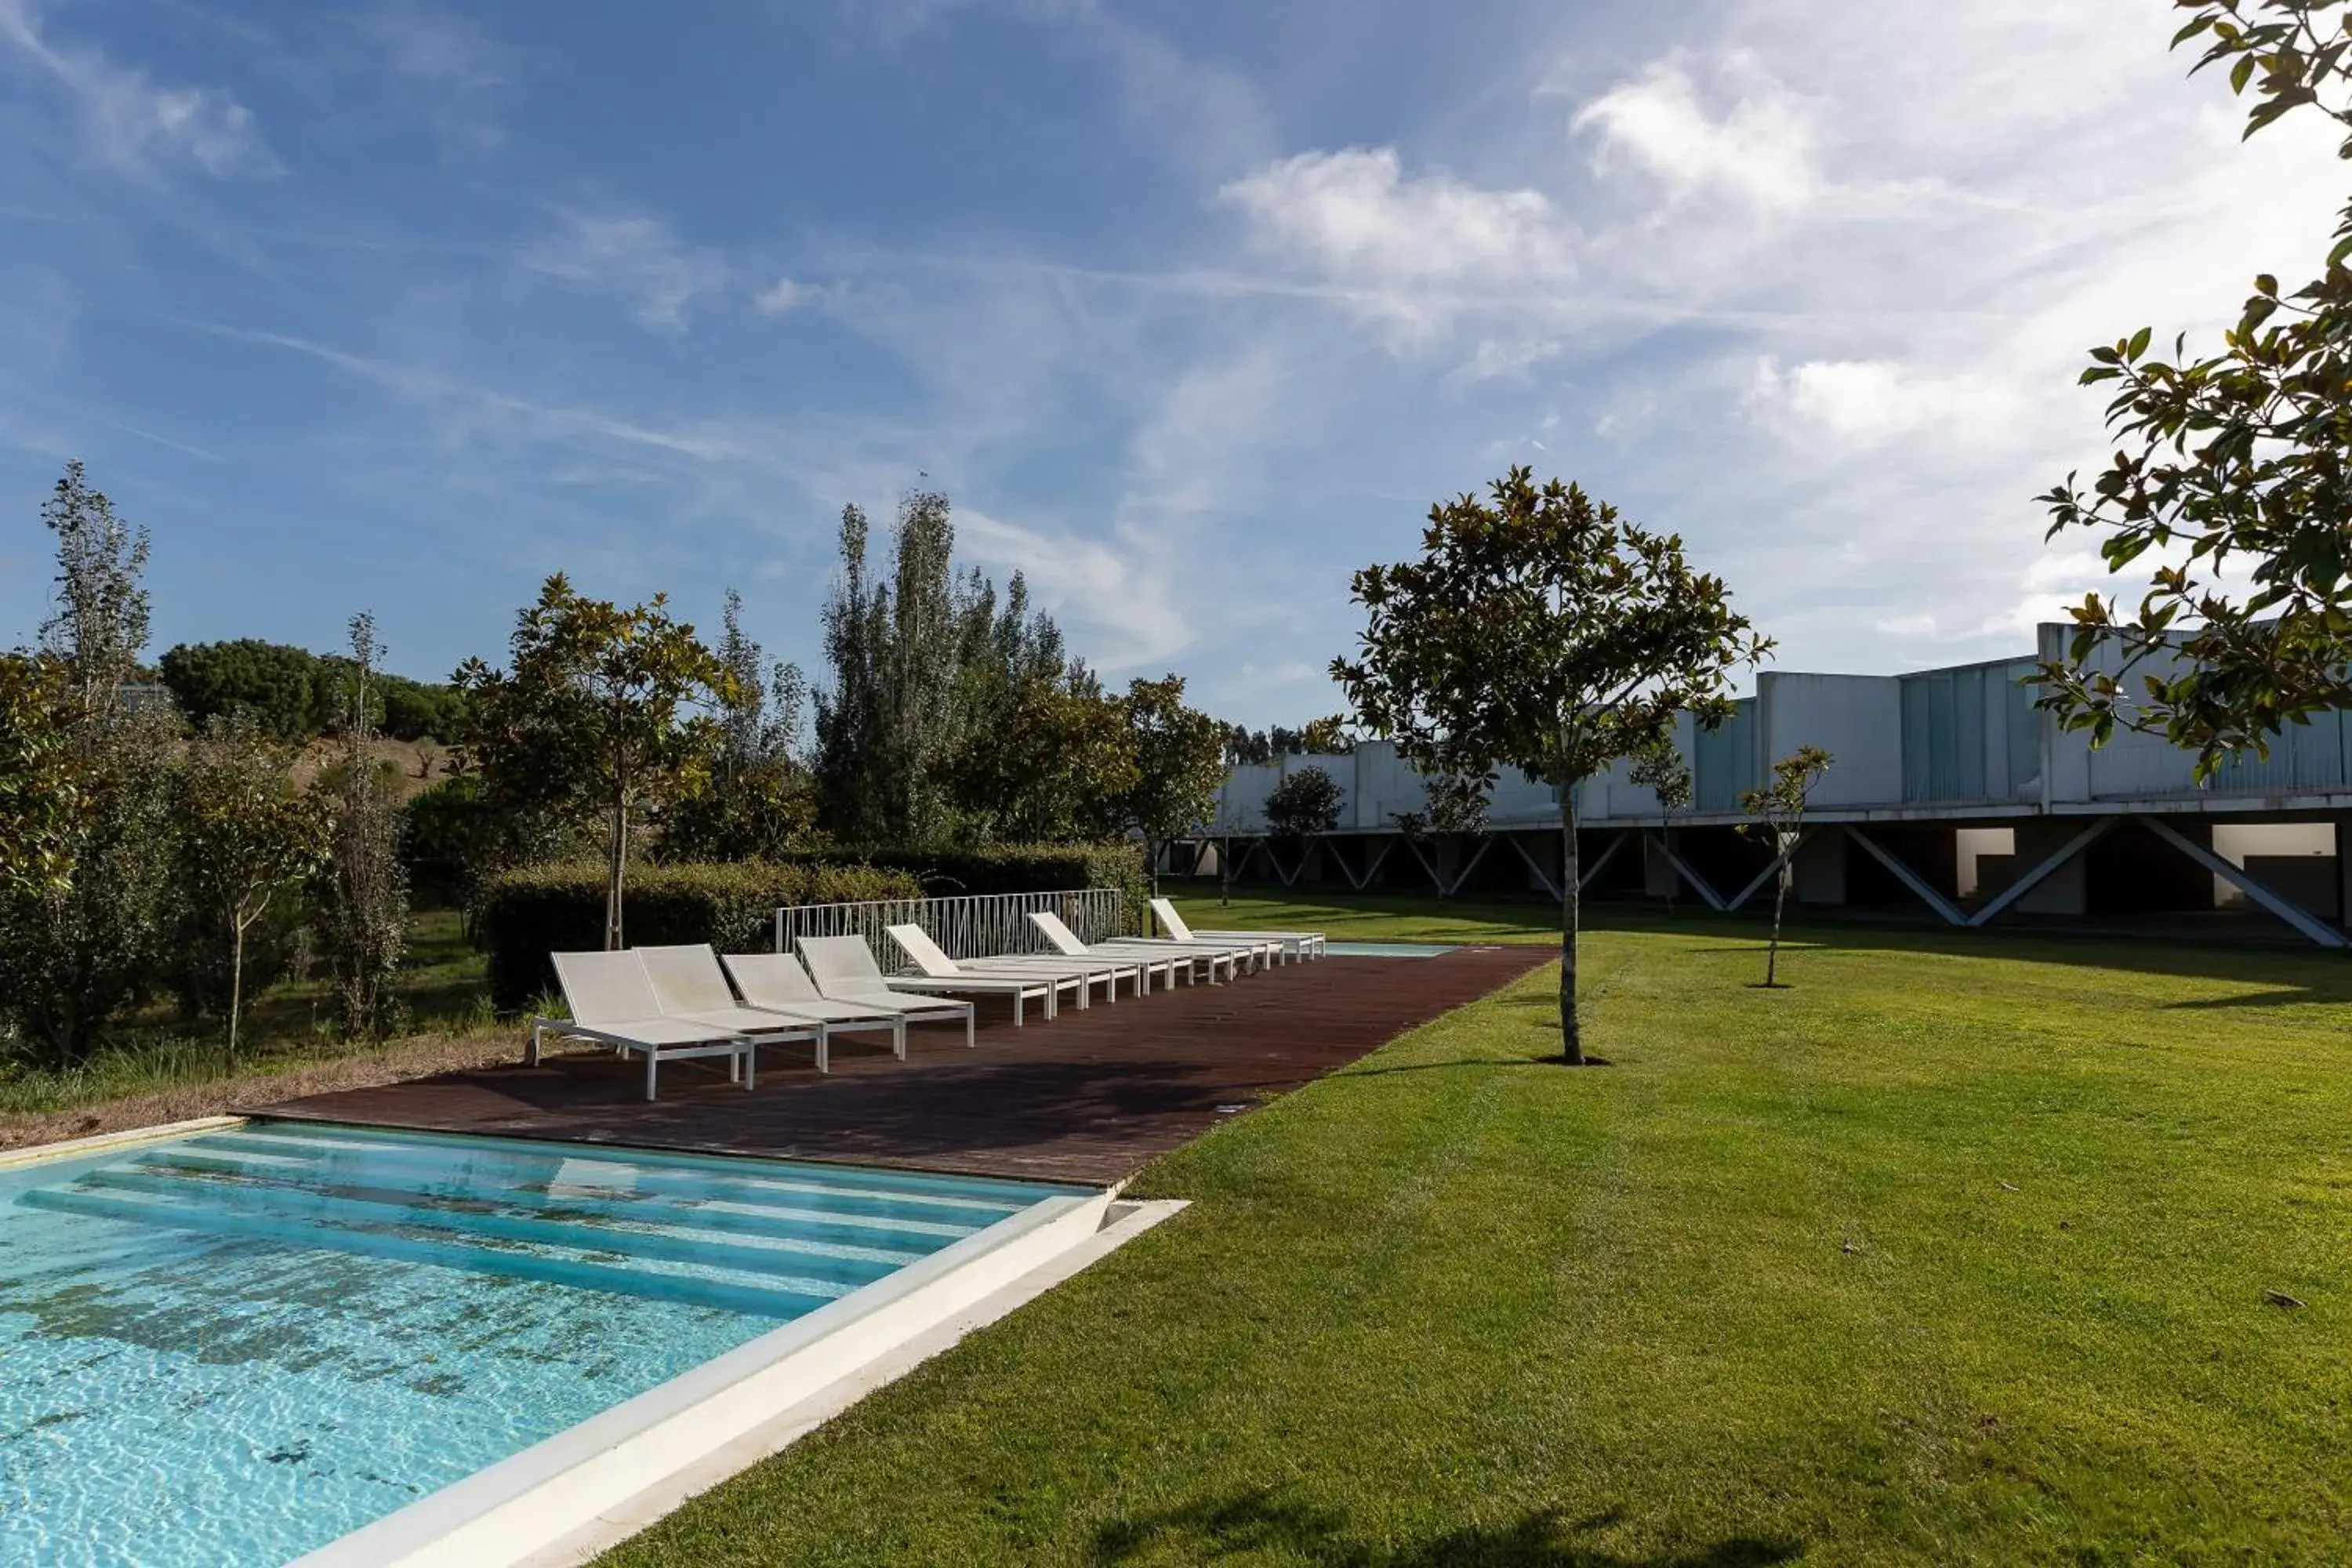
[267, 946, 1550, 1186]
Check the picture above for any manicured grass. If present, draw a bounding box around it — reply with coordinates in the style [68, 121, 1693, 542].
[599, 915, 2352, 1566]
[1171, 885, 1566, 944]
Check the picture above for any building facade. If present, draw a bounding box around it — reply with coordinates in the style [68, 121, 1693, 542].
[1188, 626, 2352, 948]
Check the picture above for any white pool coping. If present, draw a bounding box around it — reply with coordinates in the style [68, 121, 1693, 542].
[0, 1114, 249, 1171]
[512, 1196, 1189, 1568]
[290, 1174, 1172, 1568]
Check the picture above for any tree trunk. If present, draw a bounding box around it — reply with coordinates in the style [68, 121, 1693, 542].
[227, 913, 245, 1065]
[1766, 830, 1790, 986]
[1560, 788, 1582, 1065]
[605, 791, 627, 951]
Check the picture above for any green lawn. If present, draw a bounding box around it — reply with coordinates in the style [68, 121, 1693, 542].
[600, 906, 2352, 1566]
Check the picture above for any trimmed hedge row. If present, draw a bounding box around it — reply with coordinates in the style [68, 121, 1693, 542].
[477, 860, 921, 1014]
[806, 844, 1145, 905]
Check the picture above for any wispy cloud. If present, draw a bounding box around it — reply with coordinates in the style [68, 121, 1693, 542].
[366, 4, 511, 156]
[522, 207, 728, 332]
[0, 0, 275, 177]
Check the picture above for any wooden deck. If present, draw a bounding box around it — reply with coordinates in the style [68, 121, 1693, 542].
[267, 946, 1551, 1186]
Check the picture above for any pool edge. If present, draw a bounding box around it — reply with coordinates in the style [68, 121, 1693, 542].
[0, 1115, 248, 1171]
[292, 1183, 1137, 1568]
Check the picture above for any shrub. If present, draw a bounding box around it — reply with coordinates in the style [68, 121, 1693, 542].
[779, 843, 1147, 928]
[1264, 767, 1345, 840]
[158, 640, 332, 739]
[401, 774, 487, 909]
[476, 859, 922, 1014]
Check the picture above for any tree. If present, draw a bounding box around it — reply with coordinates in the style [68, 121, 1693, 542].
[1334, 468, 1770, 1064]
[662, 590, 819, 862]
[0, 653, 78, 900]
[172, 720, 330, 1062]
[948, 674, 1138, 844]
[1263, 766, 1345, 841]
[1114, 675, 1229, 897]
[1738, 746, 1831, 989]
[1297, 714, 1356, 753]
[456, 575, 732, 949]
[1628, 738, 1693, 916]
[2038, 0, 2352, 775]
[0, 462, 180, 1069]
[814, 491, 967, 845]
[158, 640, 334, 739]
[316, 613, 410, 1036]
[42, 461, 151, 721]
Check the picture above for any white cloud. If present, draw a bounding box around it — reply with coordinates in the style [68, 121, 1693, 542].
[0, 0, 275, 176]
[524, 208, 728, 332]
[1746, 357, 2023, 448]
[368, 5, 510, 156]
[1572, 55, 1818, 213]
[955, 506, 1192, 670]
[754, 277, 836, 316]
[1218, 147, 1575, 333]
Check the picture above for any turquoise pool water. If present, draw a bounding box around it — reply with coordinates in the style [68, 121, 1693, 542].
[1323, 942, 1457, 957]
[0, 1122, 1083, 1567]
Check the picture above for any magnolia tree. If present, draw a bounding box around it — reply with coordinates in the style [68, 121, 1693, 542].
[1116, 675, 1229, 898]
[458, 575, 734, 950]
[1739, 746, 1832, 989]
[1335, 468, 1769, 1064]
[1628, 738, 1694, 917]
[2039, 0, 2352, 772]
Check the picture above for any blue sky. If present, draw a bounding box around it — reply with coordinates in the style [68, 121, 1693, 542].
[0, 0, 2343, 726]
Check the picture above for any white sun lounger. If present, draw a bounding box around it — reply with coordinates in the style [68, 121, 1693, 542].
[1025, 911, 1218, 988]
[1152, 898, 1319, 963]
[885, 924, 1137, 1007]
[532, 951, 759, 1102]
[724, 950, 975, 1051]
[799, 934, 1059, 1026]
[638, 943, 906, 1073]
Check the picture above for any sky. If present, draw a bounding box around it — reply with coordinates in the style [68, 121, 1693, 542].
[0, 0, 2343, 728]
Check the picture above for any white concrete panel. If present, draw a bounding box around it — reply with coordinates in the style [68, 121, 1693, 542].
[1759, 672, 1902, 808]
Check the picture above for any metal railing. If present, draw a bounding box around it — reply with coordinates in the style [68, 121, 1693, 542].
[775, 887, 1131, 972]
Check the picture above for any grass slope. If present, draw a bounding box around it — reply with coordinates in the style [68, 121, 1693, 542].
[598, 919, 2352, 1566]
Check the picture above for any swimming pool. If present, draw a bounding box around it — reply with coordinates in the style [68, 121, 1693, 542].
[0, 1122, 1094, 1567]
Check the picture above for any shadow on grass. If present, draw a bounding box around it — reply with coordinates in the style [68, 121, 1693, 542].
[1090, 1490, 1802, 1566]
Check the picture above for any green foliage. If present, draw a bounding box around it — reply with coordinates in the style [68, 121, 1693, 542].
[455, 574, 735, 950]
[400, 773, 488, 908]
[315, 613, 411, 1037]
[0, 653, 78, 899]
[1739, 746, 1832, 988]
[815, 489, 969, 845]
[1262, 766, 1345, 841]
[1, 462, 180, 1070]
[2039, 1, 2352, 774]
[662, 590, 821, 863]
[158, 639, 332, 739]
[159, 637, 468, 743]
[1334, 466, 1769, 1060]
[836, 842, 1146, 912]
[1390, 773, 1492, 840]
[944, 676, 1137, 845]
[1113, 674, 1228, 895]
[475, 859, 920, 1013]
[171, 720, 332, 1058]
[1221, 715, 1356, 765]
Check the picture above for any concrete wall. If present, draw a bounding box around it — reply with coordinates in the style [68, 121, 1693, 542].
[1759, 672, 1902, 808]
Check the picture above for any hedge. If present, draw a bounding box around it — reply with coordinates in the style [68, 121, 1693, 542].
[477, 860, 921, 1014]
[804, 844, 1145, 906]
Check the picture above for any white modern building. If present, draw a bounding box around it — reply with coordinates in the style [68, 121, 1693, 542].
[1185, 625, 2352, 949]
